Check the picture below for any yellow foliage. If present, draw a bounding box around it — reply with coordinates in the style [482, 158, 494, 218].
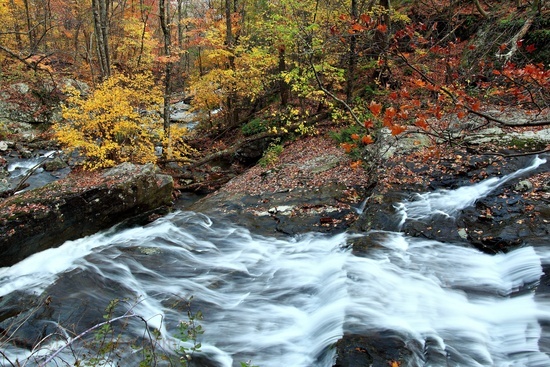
[56, 72, 164, 170]
[163, 124, 198, 162]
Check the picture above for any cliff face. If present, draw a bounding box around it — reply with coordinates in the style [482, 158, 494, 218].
[0, 163, 173, 268]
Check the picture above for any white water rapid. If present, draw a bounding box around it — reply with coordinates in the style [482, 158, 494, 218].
[1, 157, 549, 367]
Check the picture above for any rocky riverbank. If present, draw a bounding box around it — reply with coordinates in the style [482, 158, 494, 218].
[186, 132, 550, 367]
[0, 163, 173, 267]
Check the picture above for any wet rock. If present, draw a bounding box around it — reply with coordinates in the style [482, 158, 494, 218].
[514, 179, 533, 192]
[234, 137, 275, 165]
[0, 163, 174, 267]
[42, 156, 67, 171]
[189, 183, 367, 237]
[334, 332, 419, 367]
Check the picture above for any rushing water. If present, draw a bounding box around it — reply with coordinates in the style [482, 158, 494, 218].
[1, 157, 549, 367]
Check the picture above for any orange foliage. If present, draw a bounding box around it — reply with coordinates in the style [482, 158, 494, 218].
[362, 135, 374, 144]
[369, 101, 382, 116]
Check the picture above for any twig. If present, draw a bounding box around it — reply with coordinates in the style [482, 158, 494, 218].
[307, 56, 363, 127]
[12, 152, 57, 194]
[39, 312, 145, 367]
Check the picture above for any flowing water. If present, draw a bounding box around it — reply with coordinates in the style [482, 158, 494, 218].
[1, 157, 549, 367]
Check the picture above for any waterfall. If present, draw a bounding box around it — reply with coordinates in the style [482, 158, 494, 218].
[1, 158, 549, 367]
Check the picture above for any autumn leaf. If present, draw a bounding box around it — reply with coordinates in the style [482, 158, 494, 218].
[364, 119, 374, 129]
[516, 39, 524, 48]
[415, 117, 428, 129]
[360, 14, 371, 24]
[413, 79, 427, 87]
[526, 44, 536, 53]
[350, 160, 363, 170]
[369, 101, 382, 116]
[389, 91, 398, 100]
[471, 100, 481, 112]
[351, 23, 367, 32]
[341, 142, 356, 153]
[362, 135, 374, 144]
[499, 43, 507, 52]
[389, 361, 401, 367]
[350, 133, 360, 140]
[384, 106, 397, 119]
[457, 110, 467, 119]
[377, 23, 388, 33]
[390, 125, 406, 136]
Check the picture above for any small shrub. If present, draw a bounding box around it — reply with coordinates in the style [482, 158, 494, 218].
[242, 118, 267, 136]
[55, 72, 165, 170]
[258, 143, 284, 167]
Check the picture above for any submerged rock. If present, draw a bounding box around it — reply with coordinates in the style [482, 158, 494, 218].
[0, 163, 173, 267]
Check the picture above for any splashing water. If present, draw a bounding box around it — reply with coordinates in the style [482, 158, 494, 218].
[1, 159, 549, 367]
[396, 156, 547, 226]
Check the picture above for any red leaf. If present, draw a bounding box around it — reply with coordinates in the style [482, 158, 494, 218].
[415, 117, 428, 129]
[499, 43, 507, 51]
[364, 119, 374, 129]
[377, 23, 388, 33]
[351, 133, 360, 140]
[471, 100, 481, 112]
[457, 110, 467, 119]
[341, 142, 356, 153]
[389, 91, 398, 100]
[362, 135, 374, 144]
[526, 44, 536, 53]
[516, 39, 524, 48]
[360, 14, 371, 24]
[384, 106, 397, 119]
[390, 125, 406, 136]
[369, 101, 382, 116]
[350, 23, 367, 33]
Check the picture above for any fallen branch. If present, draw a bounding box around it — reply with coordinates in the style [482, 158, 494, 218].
[497, 15, 534, 63]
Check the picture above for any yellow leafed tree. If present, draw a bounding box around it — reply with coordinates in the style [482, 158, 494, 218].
[56, 72, 165, 170]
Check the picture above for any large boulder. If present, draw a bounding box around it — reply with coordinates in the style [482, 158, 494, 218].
[0, 163, 173, 267]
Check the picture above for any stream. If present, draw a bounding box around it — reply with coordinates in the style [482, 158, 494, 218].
[1, 157, 549, 367]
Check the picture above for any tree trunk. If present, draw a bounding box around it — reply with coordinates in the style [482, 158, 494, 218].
[8, 0, 22, 50]
[279, 45, 289, 106]
[225, 0, 237, 126]
[159, 0, 172, 141]
[22, 0, 36, 52]
[92, 0, 111, 79]
[346, 0, 358, 104]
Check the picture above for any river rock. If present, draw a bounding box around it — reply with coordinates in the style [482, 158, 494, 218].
[188, 183, 365, 237]
[0, 162, 173, 267]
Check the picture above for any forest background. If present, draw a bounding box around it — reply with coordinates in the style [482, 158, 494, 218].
[0, 0, 549, 180]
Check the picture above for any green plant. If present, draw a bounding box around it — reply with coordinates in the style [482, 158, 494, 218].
[241, 361, 260, 367]
[175, 296, 204, 366]
[258, 143, 284, 167]
[0, 297, 205, 367]
[242, 118, 268, 136]
[329, 124, 364, 145]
